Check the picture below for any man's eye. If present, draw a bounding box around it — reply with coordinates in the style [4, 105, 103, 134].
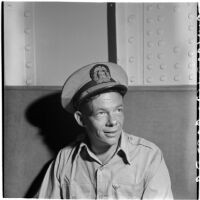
[117, 107, 123, 113]
[96, 111, 106, 116]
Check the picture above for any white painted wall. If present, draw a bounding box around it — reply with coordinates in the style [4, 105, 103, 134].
[4, 2, 108, 86]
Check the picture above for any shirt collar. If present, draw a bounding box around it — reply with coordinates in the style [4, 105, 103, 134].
[117, 131, 131, 165]
[77, 130, 131, 165]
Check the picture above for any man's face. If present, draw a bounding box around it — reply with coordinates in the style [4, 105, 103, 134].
[81, 91, 124, 152]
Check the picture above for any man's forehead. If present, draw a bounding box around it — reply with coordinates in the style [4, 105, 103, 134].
[97, 92, 123, 100]
[88, 92, 124, 108]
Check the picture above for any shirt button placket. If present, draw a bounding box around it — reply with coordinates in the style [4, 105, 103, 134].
[97, 166, 104, 199]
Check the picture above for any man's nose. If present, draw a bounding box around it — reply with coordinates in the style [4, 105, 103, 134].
[106, 114, 117, 127]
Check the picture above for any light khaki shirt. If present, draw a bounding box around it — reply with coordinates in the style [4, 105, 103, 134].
[38, 131, 173, 199]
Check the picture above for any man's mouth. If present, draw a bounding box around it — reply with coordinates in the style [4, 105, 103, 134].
[104, 130, 119, 137]
[104, 130, 117, 133]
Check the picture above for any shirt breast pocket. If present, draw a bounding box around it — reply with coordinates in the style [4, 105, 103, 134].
[112, 181, 144, 199]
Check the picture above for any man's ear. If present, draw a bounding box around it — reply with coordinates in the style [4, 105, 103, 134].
[74, 111, 85, 127]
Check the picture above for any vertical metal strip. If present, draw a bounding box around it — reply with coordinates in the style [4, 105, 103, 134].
[196, 3, 200, 199]
[107, 3, 117, 63]
[2, 3, 5, 197]
[24, 2, 35, 85]
[142, 3, 145, 85]
[1, 1, 4, 85]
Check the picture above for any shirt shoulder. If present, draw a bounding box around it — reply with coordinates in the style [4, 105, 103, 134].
[124, 132, 161, 153]
[53, 141, 80, 173]
[58, 141, 80, 162]
[124, 132, 163, 171]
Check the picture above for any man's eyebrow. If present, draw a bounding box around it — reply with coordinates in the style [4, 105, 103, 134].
[115, 104, 124, 108]
[94, 104, 124, 111]
[93, 108, 107, 112]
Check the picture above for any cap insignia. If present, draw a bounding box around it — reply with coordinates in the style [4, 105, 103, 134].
[90, 64, 111, 84]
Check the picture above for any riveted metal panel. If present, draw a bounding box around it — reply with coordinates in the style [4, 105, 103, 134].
[4, 2, 26, 85]
[116, 3, 143, 86]
[116, 3, 197, 86]
[24, 2, 36, 86]
[4, 2, 36, 86]
[144, 3, 197, 85]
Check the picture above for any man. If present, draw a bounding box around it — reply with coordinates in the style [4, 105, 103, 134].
[38, 62, 173, 199]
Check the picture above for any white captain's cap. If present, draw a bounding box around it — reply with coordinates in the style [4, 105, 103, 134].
[61, 62, 128, 113]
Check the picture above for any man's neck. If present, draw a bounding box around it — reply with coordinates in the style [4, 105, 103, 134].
[91, 142, 119, 164]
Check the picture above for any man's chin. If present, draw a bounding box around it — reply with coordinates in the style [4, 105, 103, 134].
[104, 134, 121, 146]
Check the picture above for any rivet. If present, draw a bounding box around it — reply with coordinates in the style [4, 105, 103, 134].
[160, 75, 166, 81]
[174, 75, 180, 81]
[174, 6, 180, 12]
[188, 38, 195, 45]
[158, 40, 166, 46]
[146, 77, 153, 83]
[24, 11, 31, 17]
[146, 18, 154, 24]
[157, 4, 164, 9]
[147, 5, 153, 11]
[188, 13, 194, 20]
[157, 53, 165, 59]
[188, 63, 194, 69]
[26, 62, 32, 68]
[157, 29, 164, 35]
[173, 46, 180, 54]
[25, 45, 31, 51]
[146, 30, 153, 36]
[147, 64, 153, 70]
[147, 41, 154, 48]
[188, 50, 194, 57]
[128, 36, 134, 44]
[130, 76, 135, 83]
[174, 63, 180, 69]
[26, 79, 32, 85]
[7, 3, 12, 7]
[157, 16, 165, 22]
[160, 64, 167, 70]
[189, 74, 194, 80]
[188, 25, 194, 31]
[147, 53, 153, 60]
[128, 15, 135, 23]
[24, 28, 31, 35]
[129, 56, 134, 63]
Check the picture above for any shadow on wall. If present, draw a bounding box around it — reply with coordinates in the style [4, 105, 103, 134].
[24, 92, 84, 197]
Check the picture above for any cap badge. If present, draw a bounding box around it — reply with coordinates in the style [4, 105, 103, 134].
[90, 64, 111, 84]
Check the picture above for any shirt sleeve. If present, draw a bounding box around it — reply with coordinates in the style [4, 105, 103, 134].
[142, 149, 174, 200]
[37, 160, 62, 199]
[37, 149, 69, 199]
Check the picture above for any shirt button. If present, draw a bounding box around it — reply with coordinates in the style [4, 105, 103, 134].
[99, 166, 104, 171]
